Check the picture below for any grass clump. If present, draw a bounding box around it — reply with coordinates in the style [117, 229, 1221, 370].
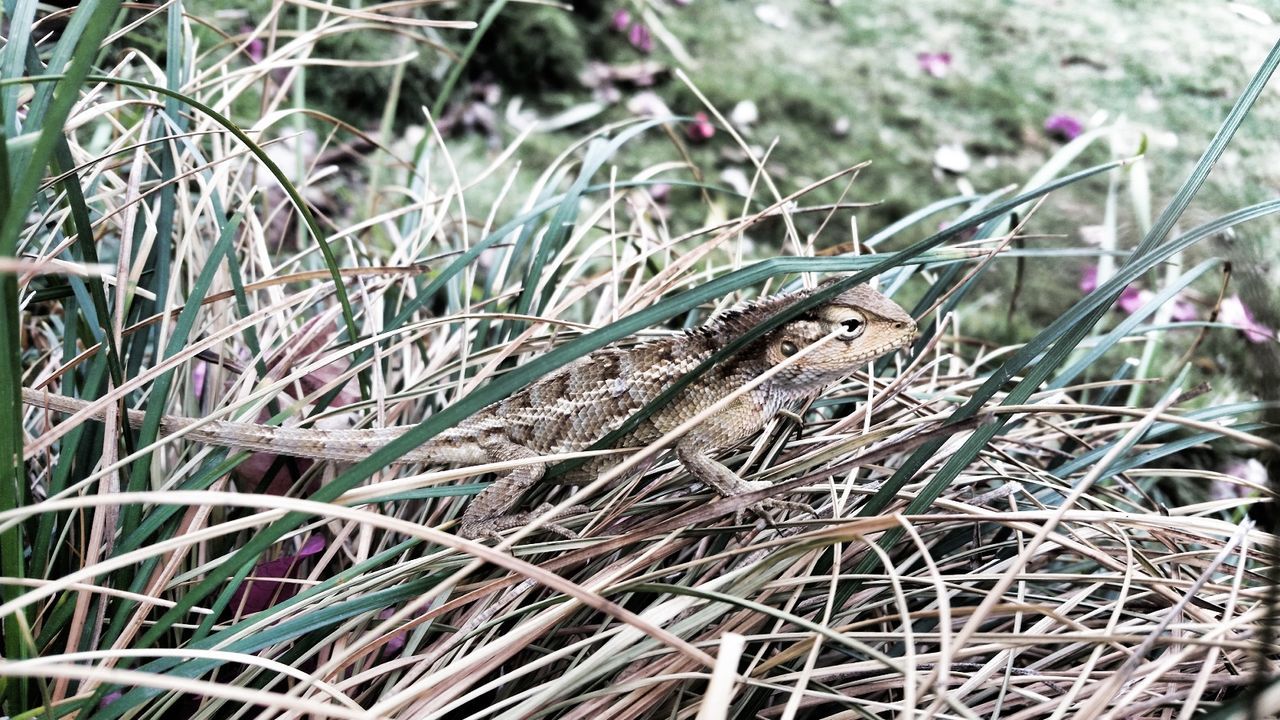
[1, 3, 1277, 720]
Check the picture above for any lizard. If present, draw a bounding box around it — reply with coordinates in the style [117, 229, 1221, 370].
[22, 278, 917, 539]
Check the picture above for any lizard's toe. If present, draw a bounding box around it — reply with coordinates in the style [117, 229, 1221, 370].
[739, 498, 815, 527]
[767, 498, 817, 517]
[525, 503, 584, 539]
[463, 504, 589, 540]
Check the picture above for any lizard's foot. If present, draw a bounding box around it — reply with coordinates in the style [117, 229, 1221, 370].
[460, 503, 591, 541]
[737, 498, 817, 527]
[733, 480, 816, 527]
[521, 503, 589, 539]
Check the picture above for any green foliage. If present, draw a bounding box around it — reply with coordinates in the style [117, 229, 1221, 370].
[310, 29, 441, 126]
[468, 3, 597, 93]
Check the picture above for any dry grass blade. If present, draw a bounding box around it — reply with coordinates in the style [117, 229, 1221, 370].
[8, 6, 1277, 720]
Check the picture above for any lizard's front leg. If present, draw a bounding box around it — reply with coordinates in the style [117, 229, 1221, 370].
[457, 439, 583, 540]
[675, 439, 813, 527]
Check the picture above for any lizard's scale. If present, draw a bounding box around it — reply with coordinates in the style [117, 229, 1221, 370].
[24, 278, 917, 538]
[21, 391, 449, 464]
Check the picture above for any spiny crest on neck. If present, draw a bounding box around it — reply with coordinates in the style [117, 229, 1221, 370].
[697, 282, 822, 337]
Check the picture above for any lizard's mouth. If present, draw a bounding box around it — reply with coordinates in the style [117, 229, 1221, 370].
[846, 333, 915, 366]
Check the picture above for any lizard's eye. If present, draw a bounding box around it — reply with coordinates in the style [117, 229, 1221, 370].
[837, 315, 866, 339]
[779, 340, 800, 357]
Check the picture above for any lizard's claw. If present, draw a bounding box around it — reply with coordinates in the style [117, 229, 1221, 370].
[737, 498, 817, 527]
[465, 503, 591, 541]
[525, 503, 588, 539]
[732, 480, 816, 527]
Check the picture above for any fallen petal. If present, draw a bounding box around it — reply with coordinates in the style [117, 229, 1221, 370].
[1221, 294, 1275, 343]
[1116, 287, 1152, 315]
[626, 91, 672, 117]
[754, 4, 790, 28]
[933, 143, 971, 174]
[720, 167, 751, 196]
[729, 100, 759, 128]
[610, 8, 631, 32]
[1079, 265, 1098, 293]
[1170, 297, 1198, 322]
[627, 22, 653, 53]
[1044, 113, 1084, 141]
[917, 51, 952, 78]
[230, 535, 327, 615]
[687, 111, 715, 141]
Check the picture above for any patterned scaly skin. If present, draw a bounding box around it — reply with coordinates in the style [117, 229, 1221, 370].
[23, 278, 916, 539]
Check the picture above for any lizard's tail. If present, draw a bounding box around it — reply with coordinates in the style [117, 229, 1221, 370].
[21, 387, 448, 464]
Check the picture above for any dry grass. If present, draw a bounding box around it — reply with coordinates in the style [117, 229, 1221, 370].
[4, 5, 1277, 719]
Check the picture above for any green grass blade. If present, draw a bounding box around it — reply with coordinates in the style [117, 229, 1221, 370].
[0, 2, 122, 253]
[431, 0, 511, 119]
[122, 214, 242, 531]
[514, 119, 672, 322]
[120, 1, 188, 390]
[1, 1, 123, 708]
[1049, 402, 1276, 480]
[863, 194, 978, 247]
[0, 179, 28, 710]
[0, 0, 37, 133]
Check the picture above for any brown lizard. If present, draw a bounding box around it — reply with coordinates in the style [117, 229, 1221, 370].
[23, 278, 916, 539]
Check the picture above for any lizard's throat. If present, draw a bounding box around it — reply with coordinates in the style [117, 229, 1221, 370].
[759, 380, 831, 415]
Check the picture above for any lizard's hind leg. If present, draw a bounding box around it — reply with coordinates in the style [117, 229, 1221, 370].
[456, 441, 585, 540]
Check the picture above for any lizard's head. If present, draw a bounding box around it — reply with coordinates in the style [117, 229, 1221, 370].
[762, 281, 916, 389]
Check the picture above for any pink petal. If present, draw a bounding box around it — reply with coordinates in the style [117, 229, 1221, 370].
[627, 22, 652, 53]
[192, 360, 208, 402]
[686, 111, 715, 141]
[298, 534, 326, 555]
[1214, 458, 1267, 501]
[231, 535, 326, 614]
[379, 608, 408, 655]
[1244, 325, 1274, 343]
[916, 51, 952, 78]
[1224, 458, 1267, 484]
[1213, 293, 1244, 324]
[1116, 287, 1152, 315]
[242, 24, 265, 64]
[626, 91, 671, 117]
[1044, 113, 1083, 141]
[1221, 294, 1274, 343]
[610, 8, 631, 32]
[1219, 294, 1250, 326]
[1170, 298, 1198, 322]
[1079, 265, 1098, 293]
